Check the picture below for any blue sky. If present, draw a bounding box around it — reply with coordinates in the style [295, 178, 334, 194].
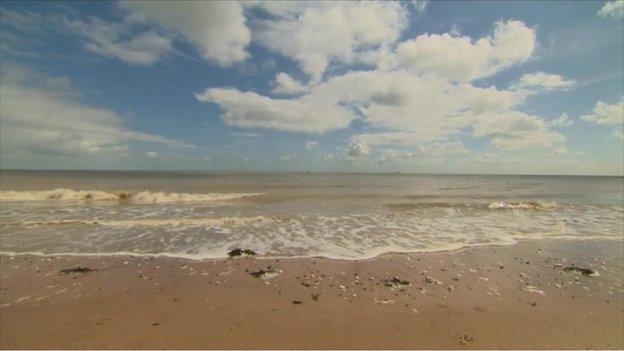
[1, 1, 622, 175]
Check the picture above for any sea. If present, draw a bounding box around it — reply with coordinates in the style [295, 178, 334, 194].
[1, 170, 622, 260]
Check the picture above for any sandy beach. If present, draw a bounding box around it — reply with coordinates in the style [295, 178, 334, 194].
[1, 239, 622, 349]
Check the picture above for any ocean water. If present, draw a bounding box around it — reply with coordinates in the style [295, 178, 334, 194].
[1, 170, 622, 260]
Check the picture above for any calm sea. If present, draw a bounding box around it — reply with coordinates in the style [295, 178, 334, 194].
[1, 170, 622, 259]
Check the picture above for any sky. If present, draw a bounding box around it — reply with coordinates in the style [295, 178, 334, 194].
[0, 0, 623, 175]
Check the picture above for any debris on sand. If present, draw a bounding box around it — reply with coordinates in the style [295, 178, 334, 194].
[383, 276, 410, 289]
[374, 298, 395, 305]
[562, 266, 599, 276]
[292, 300, 302, 304]
[311, 293, 319, 301]
[249, 268, 282, 280]
[228, 248, 257, 257]
[425, 276, 443, 285]
[522, 285, 545, 295]
[60, 267, 94, 274]
[458, 333, 474, 345]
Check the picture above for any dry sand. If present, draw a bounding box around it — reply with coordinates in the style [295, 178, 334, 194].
[1, 239, 623, 349]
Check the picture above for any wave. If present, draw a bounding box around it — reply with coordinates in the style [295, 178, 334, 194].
[487, 201, 556, 210]
[1, 236, 621, 261]
[385, 202, 474, 211]
[385, 200, 556, 211]
[1, 216, 275, 228]
[0, 188, 265, 203]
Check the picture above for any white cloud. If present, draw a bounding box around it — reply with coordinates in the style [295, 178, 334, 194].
[346, 139, 371, 158]
[198, 18, 564, 154]
[0, 65, 192, 160]
[548, 113, 574, 128]
[119, 1, 250, 66]
[598, 1, 624, 18]
[0, 8, 173, 66]
[395, 20, 536, 82]
[231, 132, 262, 138]
[377, 148, 402, 164]
[195, 88, 353, 133]
[305, 140, 319, 150]
[271, 72, 308, 95]
[411, 0, 430, 14]
[551, 146, 568, 155]
[253, 1, 408, 81]
[146, 151, 159, 158]
[580, 97, 624, 125]
[513, 72, 575, 91]
[375, 141, 468, 164]
[412, 141, 469, 157]
[613, 129, 624, 141]
[198, 69, 523, 137]
[64, 17, 173, 66]
[468, 111, 565, 150]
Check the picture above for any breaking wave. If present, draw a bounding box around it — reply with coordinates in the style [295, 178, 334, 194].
[487, 201, 556, 210]
[1, 216, 276, 228]
[385, 200, 556, 211]
[0, 189, 265, 203]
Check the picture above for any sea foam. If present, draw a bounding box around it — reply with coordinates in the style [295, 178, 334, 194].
[0, 189, 264, 203]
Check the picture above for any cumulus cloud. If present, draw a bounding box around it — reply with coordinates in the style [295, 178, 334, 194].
[548, 113, 574, 127]
[346, 139, 372, 158]
[119, 1, 250, 66]
[253, 1, 408, 80]
[146, 151, 159, 158]
[394, 20, 536, 82]
[198, 69, 523, 138]
[195, 88, 352, 133]
[580, 97, 624, 125]
[468, 111, 565, 150]
[198, 17, 564, 154]
[597, 1, 624, 18]
[0, 65, 193, 160]
[513, 72, 575, 91]
[271, 72, 308, 95]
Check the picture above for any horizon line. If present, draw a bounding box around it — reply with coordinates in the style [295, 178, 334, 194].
[1, 168, 622, 178]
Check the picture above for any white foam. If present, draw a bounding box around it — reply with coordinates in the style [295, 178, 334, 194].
[0, 188, 264, 203]
[3, 216, 275, 228]
[488, 201, 556, 210]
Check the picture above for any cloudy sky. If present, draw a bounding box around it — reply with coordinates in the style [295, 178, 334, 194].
[1, 1, 623, 175]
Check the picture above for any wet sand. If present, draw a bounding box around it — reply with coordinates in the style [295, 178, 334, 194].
[1, 239, 623, 349]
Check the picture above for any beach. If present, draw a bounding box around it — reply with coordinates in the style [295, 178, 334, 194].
[2, 239, 622, 349]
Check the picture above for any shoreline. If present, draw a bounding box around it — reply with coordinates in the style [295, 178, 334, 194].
[1, 238, 623, 349]
[1, 236, 622, 262]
